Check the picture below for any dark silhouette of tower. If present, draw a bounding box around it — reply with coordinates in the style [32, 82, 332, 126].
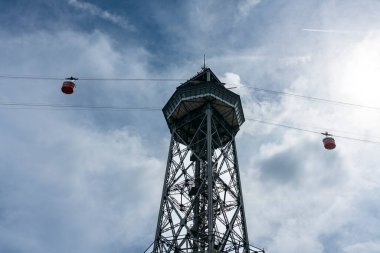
[146, 68, 264, 253]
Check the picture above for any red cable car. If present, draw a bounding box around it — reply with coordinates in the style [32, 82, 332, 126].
[61, 77, 78, 94]
[61, 81, 75, 94]
[322, 132, 336, 150]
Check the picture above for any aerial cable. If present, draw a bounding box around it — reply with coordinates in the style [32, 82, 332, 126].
[247, 118, 321, 134]
[0, 75, 185, 82]
[1, 101, 379, 144]
[247, 118, 380, 144]
[78, 78, 185, 81]
[237, 85, 380, 112]
[1, 74, 380, 111]
[0, 102, 160, 111]
[0, 75, 63, 80]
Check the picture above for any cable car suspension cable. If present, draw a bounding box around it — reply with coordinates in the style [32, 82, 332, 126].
[0, 101, 379, 144]
[0, 75, 185, 82]
[1, 74, 379, 112]
[0, 102, 160, 111]
[239, 86, 380, 112]
[247, 118, 380, 144]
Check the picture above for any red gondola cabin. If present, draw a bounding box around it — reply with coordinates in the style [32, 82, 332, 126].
[323, 136, 336, 150]
[61, 81, 75, 94]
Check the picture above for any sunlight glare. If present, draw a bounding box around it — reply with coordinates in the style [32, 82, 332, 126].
[335, 35, 380, 107]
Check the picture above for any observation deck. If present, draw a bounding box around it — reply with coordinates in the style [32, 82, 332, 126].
[162, 68, 245, 146]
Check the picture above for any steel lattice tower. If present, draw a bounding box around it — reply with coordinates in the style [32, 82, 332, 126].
[147, 68, 264, 253]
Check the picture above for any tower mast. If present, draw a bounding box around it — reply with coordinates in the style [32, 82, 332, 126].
[147, 68, 264, 253]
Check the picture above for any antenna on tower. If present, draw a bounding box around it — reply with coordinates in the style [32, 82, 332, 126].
[202, 54, 206, 69]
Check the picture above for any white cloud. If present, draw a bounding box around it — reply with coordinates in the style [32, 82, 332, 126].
[68, 0, 133, 30]
[0, 114, 163, 252]
[2, 1, 380, 252]
[238, 0, 261, 16]
[344, 241, 380, 253]
[219, 35, 380, 251]
[0, 29, 164, 252]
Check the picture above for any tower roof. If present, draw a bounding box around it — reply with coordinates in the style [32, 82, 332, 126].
[179, 68, 222, 87]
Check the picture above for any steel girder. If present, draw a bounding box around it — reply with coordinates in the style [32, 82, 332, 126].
[147, 104, 264, 253]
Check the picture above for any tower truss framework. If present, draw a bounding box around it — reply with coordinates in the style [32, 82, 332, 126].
[146, 68, 264, 253]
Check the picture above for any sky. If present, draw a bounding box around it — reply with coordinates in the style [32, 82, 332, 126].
[1, 0, 380, 252]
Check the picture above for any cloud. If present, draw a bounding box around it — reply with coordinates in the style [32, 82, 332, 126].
[302, 28, 369, 34]
[2, 1, 380, 252]
[0, 115, 163, 252]
[219, 28, 380, 252]
[68, 0, 133, 30]
[238, 0, 261, 16]
[258, 149, 303, 184]
[0, 29, 165, 253]
[344, 241, 380, 253]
